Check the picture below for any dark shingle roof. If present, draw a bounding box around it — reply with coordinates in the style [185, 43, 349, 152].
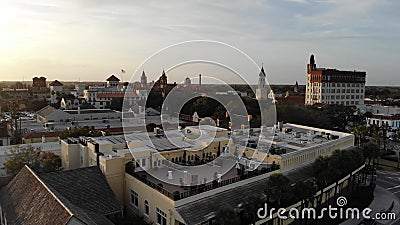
[106, 75, 120, 82]
[176, 177, 269, 225]
[0, 166, 72, 225]
[175, 164, 315, 225]
[39, 166, 122, 215]
[49, 80, 64, 86]
[0, 166, 122, 225]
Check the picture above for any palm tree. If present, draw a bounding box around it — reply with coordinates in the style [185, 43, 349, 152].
[265, 173, 290, 207]
[241, 195, 266, 224]
[363, 142, 379, 185]
[351, 125, 367, 146]
[363, 142, 379, 166]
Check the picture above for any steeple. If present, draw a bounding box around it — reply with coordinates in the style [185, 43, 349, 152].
[159, 70, 167, 85]
[294, 81, 299, 93]
[259, 65, 266, 77]
[140, 70, 147, 84]
[258, 65, 266, 89]
[256, 65, 268, 100]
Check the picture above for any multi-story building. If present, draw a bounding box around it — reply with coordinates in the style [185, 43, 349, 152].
[81, 75, 144, 110]
[305, 54, 366, 106]
[32, 76, 47, 88]
[60, 123, 354, 225]
[366, 113, 400, 137]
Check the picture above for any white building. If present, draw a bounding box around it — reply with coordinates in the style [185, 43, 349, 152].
[36, 105, 122, 123]
[366, 113, 400, 137]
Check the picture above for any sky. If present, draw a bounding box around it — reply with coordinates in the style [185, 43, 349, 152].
[0, 0, 399, 85]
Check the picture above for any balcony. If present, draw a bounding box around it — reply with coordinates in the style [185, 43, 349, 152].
[126, 161, 279, 201]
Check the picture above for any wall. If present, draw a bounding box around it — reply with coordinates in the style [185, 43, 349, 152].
[125, 173, 178, 224]
[100, 156, 125, 204]
[61, 140, 81, 170]
[23, 136, 59, 144]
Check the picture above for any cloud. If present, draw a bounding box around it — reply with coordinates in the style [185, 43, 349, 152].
[0, 0, 399, 85]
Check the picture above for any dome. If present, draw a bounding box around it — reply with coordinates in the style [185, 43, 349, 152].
[184, 77, 191, 86]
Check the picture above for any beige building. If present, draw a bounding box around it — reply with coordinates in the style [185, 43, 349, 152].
[60, 124, 354, 225]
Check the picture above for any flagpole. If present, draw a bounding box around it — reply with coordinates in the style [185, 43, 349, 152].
[120, 69, 125, 84]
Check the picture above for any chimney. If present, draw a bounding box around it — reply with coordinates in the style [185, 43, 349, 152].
[199, 74, 202, 86]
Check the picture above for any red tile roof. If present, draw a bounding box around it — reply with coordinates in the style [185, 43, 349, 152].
[97, 93, 139, 98]
[276, 96, 305, 105]
[23, 131, 61, 139]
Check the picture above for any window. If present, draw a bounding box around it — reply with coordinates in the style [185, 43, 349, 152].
[157, 208, 167, 225]
[141, 158, 146, 167]
[144, 200, 149, 216]
[131, 190, 138, 207]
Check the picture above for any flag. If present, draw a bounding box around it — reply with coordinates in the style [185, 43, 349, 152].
[121, 69, 126, 73]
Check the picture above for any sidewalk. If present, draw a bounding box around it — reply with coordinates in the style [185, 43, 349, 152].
[340, 185, 400, 225]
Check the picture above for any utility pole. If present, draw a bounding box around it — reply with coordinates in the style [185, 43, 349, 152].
[9, 101, 21, 144]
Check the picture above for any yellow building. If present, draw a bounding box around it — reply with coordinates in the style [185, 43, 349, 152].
[60, 124, 355, 225]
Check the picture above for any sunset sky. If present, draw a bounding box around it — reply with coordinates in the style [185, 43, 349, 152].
[0, 0, 399, 85]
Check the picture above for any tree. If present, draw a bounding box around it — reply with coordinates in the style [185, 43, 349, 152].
[313, 155, 337, 188]
[240, 195, 266, 223]
[4, 146, 61, 176]
[351, 125, 367, 146]
[265, 173, 291, 206]
[40, 151, 62, 173]
[363, 142, 379, 166]
[146, 123, 157, 132]
[60, 127, 103, 139]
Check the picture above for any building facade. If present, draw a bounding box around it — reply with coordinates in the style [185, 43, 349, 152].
[366, 113, 400, 137]
[305, 55, 366, 106]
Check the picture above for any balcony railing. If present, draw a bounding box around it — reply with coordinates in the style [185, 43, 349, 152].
[126, 164, 279, 201]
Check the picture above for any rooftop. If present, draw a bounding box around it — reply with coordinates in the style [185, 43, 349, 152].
[233, 123, 351, 156]
[39, 166, 122, 215]
[37, 105, 58, 118]
[0, 166, 122, 225]
[106, 75, 120, 82]
[175, 163, 314, 225]
[64, 109, 117, 114]
[49, 80, 63, 86]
